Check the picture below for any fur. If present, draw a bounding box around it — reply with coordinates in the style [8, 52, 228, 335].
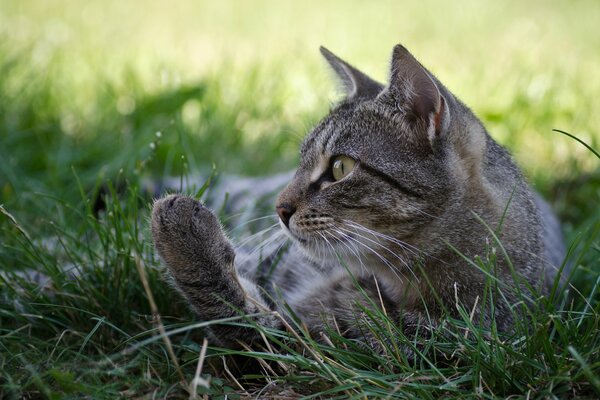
[151, 44, 566, 350]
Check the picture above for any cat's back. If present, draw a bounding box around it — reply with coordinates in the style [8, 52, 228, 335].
[480, 128, 566, 287]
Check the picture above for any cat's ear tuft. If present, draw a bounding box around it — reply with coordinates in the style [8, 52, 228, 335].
[388, 44, 449, 143]
[320, 46, 384, 101]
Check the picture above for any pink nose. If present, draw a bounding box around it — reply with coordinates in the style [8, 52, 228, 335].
[276, 203, 296, 227]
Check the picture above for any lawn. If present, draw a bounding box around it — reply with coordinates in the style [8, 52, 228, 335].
[1, 0, 599, 398]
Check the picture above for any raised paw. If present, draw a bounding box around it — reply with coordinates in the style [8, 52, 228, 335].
[151, 194, 235, 275]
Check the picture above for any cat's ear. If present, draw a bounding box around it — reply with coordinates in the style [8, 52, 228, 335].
[387, 44, 449, 143]
[320, 46, 384, 100]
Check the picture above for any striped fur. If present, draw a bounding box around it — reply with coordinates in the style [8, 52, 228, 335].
[151, 44, 566, 352]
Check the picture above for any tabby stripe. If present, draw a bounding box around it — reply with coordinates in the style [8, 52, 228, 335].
[359, 162, 423, 199]
[178, 278, 230, 293]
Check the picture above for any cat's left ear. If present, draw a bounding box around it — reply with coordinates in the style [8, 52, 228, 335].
[387, 45, 449, 144]
[320, 46, 384, 101]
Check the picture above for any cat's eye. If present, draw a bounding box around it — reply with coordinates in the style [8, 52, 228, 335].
[331, 155, 356, 181]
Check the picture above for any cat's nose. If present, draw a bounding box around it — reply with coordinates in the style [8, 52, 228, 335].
[276, 203, 296, 228]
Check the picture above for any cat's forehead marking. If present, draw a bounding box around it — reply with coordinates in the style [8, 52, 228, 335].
[309, 155, 329, 182]
[304, 112, 349, 184]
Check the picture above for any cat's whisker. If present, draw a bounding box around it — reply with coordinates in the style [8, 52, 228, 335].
[263, 235, 290, 269]
[220, 210, 248, 223]
[236, 230, 286, 265]
[235, 223, 280, 248]
[321, 230, 357, 269]
[318, 234, 331, 261]
[343, 220, 423, 258]
[344, 224, 422, 265]
[243, 221, 280, 238]
[401, 203, 441, 221]
[317, 232, 338, 261]
[350, 237, 406, 283]
[326, 228, 368, 275]
[319, 232, 341, 258]
[337, 225, 414, 281]
[333, 226, 408, 282]
[308, 231, 325, 260]
[319, 231, 362, 275]
[230, 214, 279, 232]
[343, 220, 451, 267]
[249, 235, 288, 266]
[326, 229, 361, 261]
[338, 225, 407, 265]
[326, 225, 359, 258]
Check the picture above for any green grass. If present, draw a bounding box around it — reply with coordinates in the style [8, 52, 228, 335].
[1, 0, 599, 398]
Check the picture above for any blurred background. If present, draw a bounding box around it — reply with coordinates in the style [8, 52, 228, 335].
[1, 0, 599, 225]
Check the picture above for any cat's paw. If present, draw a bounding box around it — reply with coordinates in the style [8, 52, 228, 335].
[151, 194, 234, 274]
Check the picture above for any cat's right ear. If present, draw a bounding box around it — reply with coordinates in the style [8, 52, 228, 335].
[320, 46, 384, 101]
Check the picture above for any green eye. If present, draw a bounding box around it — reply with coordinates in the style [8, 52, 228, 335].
[331, 155, 356, 181]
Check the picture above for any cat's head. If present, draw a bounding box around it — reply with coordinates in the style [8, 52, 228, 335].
[276, 45, 487, 275]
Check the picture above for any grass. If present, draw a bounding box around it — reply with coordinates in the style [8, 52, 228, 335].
[1, 0, 599, 398]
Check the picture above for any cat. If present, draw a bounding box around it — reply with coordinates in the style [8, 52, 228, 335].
[151, 44, 567, 352]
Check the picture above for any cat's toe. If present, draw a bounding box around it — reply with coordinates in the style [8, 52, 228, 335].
[151, 194, 235, 282]
[151, 194, 228, 260]
[152, 195, 198, 229]
[151, 195, 196, 248]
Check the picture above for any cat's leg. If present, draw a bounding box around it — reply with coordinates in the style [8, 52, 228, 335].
[151, 194, 280, 346]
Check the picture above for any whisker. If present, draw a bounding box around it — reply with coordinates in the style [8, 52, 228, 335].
[230, 214, 279, 231]
[326, 230, 360, 260]
[343, 219, 449, 266]
[259, 236, 289, 276]
[236, 230, 286, 265]
[337, 225, 418, 279]
[401, 203, 441, 221]
[325, 229, 368, 275]
[343, 220, 422, 258]
[317, 232, 336, 259]
[344, 223, 422, 265]
[235, 223, 280, 249]
[316, 233, 329, 260]
[334, 226, 408, 282]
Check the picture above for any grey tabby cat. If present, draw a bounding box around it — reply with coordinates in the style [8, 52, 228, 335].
[151, 44, 566, 350]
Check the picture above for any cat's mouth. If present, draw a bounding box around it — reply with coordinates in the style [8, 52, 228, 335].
[279, 217, 357, 263]
[278, 218, 308, 244]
